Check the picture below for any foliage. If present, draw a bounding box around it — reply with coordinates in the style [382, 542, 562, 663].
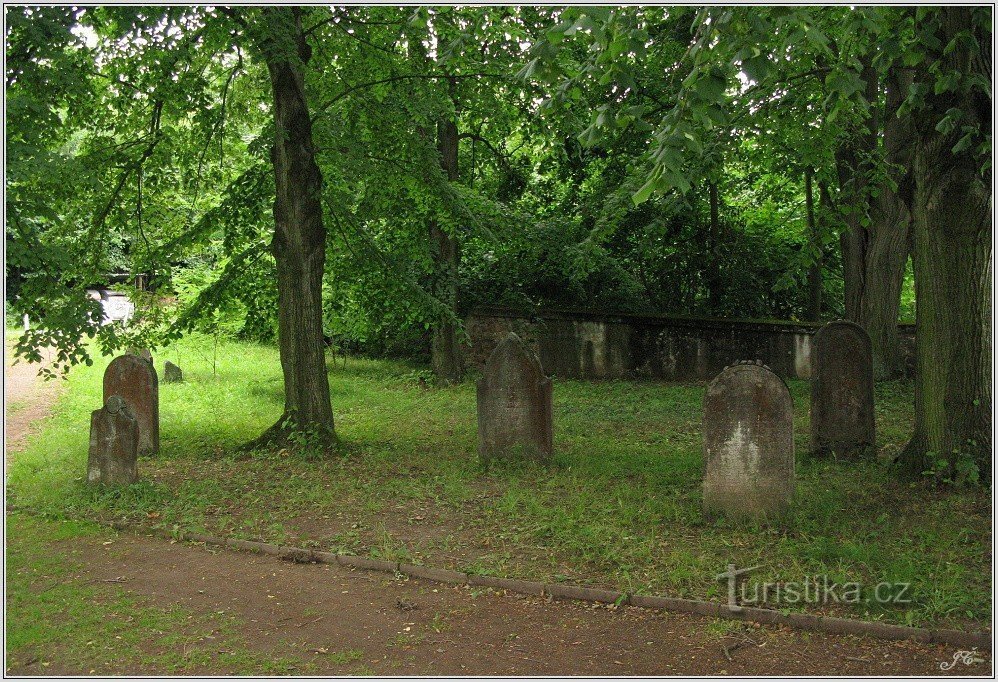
[5, 5, 934, 368]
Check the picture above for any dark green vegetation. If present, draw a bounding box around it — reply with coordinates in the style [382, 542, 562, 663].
[8, 337, 989, 630]
[6, 6, 991, 477]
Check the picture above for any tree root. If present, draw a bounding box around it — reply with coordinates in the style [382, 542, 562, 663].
[240, 413, 339, 456]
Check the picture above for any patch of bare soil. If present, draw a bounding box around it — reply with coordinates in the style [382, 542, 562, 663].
[4, 344, 61, 463]
[7, 529, 992, 676]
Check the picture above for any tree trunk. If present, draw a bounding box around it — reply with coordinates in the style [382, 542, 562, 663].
[804, 167, 822, 320]
[430, 85, 464, 384]
[257, 8, 335, 444]
[859, 68, 914, 379]
[705, 180, 723, 312]
[836, 58, 879, 323]
[900, 6, 991, 480]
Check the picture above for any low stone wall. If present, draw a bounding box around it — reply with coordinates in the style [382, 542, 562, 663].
[465, 307, 915, 381]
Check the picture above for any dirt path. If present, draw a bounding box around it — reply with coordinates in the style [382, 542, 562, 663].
[7, 527, 992, 676]
[4, 339, 61, 462]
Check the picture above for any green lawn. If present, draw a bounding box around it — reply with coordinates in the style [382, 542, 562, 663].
[6, 334, 991, 630]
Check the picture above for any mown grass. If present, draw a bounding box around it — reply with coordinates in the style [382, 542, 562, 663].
[6, 334, 991, 630]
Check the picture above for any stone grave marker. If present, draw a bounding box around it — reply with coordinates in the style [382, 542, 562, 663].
[87, 395, 139, 485]
[103, 353, 159, 456]
[702, 360, 794, 520]
[128, 347, 153, 363]
[810, 320, 875, 458]
[477, 332, 553, 463]
[163, 360, 184, 383]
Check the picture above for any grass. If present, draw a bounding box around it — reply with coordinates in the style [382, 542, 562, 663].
[6, 333, 991, 630]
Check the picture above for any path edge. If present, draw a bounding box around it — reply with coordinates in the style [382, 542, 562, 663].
[76, 517, 990, 650]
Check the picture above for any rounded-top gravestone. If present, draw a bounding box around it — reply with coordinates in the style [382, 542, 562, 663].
[810, 320, 875, 459]
[476, 332, 553, 463]
[87, 395, 139, 485]
[702, 360, 795, 521]
[103, 353, 159, 456]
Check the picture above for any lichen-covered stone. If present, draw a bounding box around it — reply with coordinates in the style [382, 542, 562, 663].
[163, 360, 183, 383]
[476, 333, 553, 463]
[103, 354, 159, 456]
[87, 395, 139, 485]
[810, 321, 875, 459]
[703, 361, 794, 521]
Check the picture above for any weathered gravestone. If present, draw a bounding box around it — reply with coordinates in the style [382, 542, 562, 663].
[477, 332, 553, 463]
[163, 360, 183, 383]
[128, 347, 153, 363]
[810, 320, 875, 459]
[87, 395, 139, 485]
[103, 353, 159, 456]
[702, 360, 795, 521]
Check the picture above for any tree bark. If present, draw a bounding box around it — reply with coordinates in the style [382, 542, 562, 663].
[836, 58, 879, 323]
[804, 167, 822, 320]
[900, 7, 991, 480]
[430, 82, 464, 384]
[258, 8, 335, 443]
[705, 180, 723, 312]
[860, 68, 914, 379]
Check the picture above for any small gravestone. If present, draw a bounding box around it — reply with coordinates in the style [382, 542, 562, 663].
[810, 320, 875, 459]
[87, 396, 139, 485]
[163, 360, 183, 383]
[129, 348, 153, 363]
[703, 360, 794, 521]
[103, 354, 159, 456]
[477, 332, 553, 463]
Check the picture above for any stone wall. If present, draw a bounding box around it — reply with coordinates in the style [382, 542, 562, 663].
[465, 307, 916, 381]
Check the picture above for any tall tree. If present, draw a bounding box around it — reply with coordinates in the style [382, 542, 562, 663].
[899, 6, 992, 479]
[860, 66, 915, 378]
[242, 7, 336, 442]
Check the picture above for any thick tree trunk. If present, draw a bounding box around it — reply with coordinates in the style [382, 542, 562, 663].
[860, 69, 914, 379]
[804, 167, 822, 320]
[430, 93, 464, 384]
[900, 7, 991, 480]
[258, 8, 335, 444]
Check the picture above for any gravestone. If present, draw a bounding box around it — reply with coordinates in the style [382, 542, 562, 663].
[103, 354, 159, 456]
[810, 320, 875, 458]
[163, 361, 183, 383]
[87, 396, 139, 485]
[702, 360, 795, 520]
[128, 348, 153, 363]
[477, 332, 553, 463]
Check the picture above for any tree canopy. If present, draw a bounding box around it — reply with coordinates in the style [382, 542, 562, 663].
[5, 5, 991, 477]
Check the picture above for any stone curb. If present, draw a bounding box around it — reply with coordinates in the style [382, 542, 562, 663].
[19, 512, 993, 650]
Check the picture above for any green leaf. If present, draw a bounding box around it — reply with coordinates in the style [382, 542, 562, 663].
[741, 55, 770, 83]
[695, 72, 728, 102]
[631, 175, 660, 205]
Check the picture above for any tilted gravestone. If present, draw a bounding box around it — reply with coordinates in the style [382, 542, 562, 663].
[702, 360, 795, 521]
[477, 332, 553, 463]
[810, 320, 875, 459]
[103, 353, 159, 456]
[163, 360, 184, 383]
[87, 395, 139, 485]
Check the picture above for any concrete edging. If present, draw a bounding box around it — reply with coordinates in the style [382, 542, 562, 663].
[100, 521, 989, 650]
